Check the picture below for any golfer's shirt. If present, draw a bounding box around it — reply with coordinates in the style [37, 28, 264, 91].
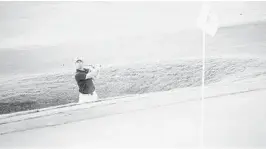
[75, 69, 95, 95]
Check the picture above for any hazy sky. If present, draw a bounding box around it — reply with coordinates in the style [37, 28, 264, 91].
[0, 1, 266, 49]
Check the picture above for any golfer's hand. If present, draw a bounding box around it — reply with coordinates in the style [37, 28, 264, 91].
[85, 69, 97, 79]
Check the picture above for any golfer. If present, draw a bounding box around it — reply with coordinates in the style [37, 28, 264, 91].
[74, 57, 100, 103]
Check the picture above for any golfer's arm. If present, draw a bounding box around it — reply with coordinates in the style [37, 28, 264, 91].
[85, 70, 97, 79]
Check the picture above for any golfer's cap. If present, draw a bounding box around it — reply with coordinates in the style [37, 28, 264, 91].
[74, 57, 84, 63]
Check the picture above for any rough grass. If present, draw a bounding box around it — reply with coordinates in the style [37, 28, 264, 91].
[1, 58, 266, 114]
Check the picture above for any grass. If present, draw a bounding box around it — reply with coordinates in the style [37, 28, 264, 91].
[1, 58, 266, 114]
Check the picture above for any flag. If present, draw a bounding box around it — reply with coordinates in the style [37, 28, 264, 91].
[197, 4, 219, 37]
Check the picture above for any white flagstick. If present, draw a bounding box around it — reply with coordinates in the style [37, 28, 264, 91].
[197, 4, 208, 148]
[201, 27, 206, 149]
[197, 3, 219, 149]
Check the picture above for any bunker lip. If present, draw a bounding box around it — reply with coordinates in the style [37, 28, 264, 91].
[0, 78, 265, 135]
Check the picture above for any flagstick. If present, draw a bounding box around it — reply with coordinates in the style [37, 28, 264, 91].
[201, 28, 206, 149]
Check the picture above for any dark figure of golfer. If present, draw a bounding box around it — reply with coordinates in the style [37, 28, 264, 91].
[74, 57, 100, 103]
